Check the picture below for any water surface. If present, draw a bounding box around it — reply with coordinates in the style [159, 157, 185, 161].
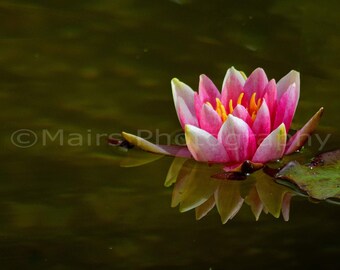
[1, 0, 339, 269]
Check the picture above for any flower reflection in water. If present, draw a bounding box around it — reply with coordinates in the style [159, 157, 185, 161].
[164, 157, 294, 223]
[112, 144, 339, 223]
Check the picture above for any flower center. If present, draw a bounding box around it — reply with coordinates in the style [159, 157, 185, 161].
[248, 92, 262, 121]
[206, 92, 262, 122]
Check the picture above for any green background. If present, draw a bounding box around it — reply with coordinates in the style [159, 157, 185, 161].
[1, 0, 339, 269]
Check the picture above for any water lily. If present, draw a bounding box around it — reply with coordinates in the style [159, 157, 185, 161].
[120, 67, 323, 171]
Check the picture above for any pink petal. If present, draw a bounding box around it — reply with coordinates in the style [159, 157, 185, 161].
[194, 93, 203, 125]
[252, 100, 271, 144]
[185, 125, 229, 163]
[285, 107, 324, 155]
[172, 78, 197, 126]
[199, 104, 223, 137]
[121, 132, 192, 158]
[276, 70, 300, 100]
[199, 74, 220, 107]
[223, 162, 243, 172]
[252, 123, 287, 163]
[221, 67, 245, 108]
[218, 115, 256, 162]
[263, 79, 277, 127]
[177, 97, 198, 128]
[232, 104, 252, 126]
[273, 83, 299, 131]
[243, 68, 268, 102]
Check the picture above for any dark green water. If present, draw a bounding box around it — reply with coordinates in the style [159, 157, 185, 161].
[1, 0, 339, 269]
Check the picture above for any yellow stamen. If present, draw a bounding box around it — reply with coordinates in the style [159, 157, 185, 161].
[257, 98, 262, 108]
[229, 99, 233, 114]
[203, 92, 262, 124]
[216, 98, 227, 122]
[249, 92, 257, 115]
[221, 105, 227, 122]
[221, 108, 227, 122]
[237, 92, 244, 105]
[251, 111, 257, 121]
[216, 106, 222, 118]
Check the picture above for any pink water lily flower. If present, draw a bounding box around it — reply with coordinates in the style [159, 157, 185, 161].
[121, 67, 323, 171]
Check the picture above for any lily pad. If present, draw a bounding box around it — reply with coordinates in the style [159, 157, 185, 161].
[276, 150, 340, 200]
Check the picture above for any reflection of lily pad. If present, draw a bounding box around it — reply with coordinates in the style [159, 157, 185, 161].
[276, 150, 340, 200]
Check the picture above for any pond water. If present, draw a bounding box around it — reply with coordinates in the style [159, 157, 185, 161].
[1, 0, 339, 269]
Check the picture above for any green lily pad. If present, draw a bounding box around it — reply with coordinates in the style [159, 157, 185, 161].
[276, 150, 340, 200]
